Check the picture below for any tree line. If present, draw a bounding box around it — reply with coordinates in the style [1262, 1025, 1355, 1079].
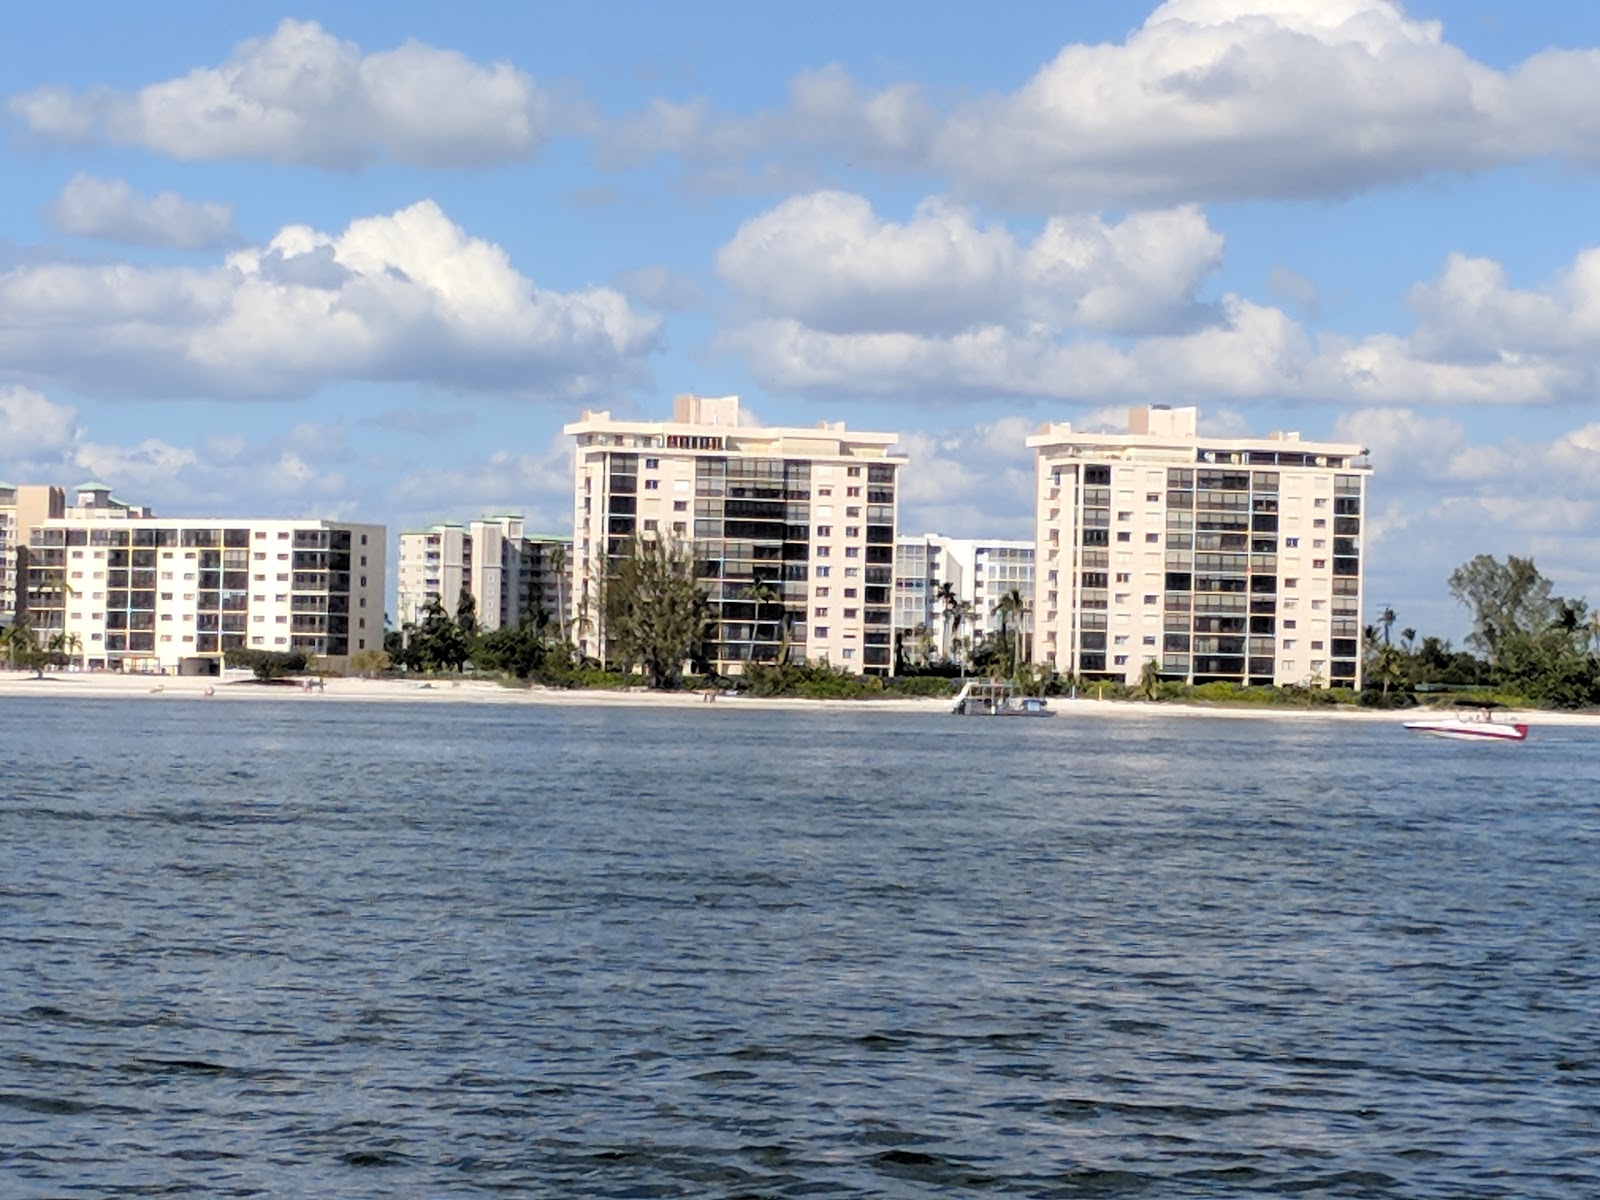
[1366, 553, 1600, 709]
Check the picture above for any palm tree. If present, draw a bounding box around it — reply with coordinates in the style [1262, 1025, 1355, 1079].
[953, 600, 977, 676]
[992, 587, 1030, 676]
[933, 580, 958, 663]
[1379, 605, 1397, 645]
[548, 543, 569, 642]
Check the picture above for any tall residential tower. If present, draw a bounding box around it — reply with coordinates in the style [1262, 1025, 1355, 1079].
[1030, 406, 1370, 689]
[567, 394, 905, 676]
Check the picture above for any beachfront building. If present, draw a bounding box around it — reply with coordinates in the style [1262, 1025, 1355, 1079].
[20, 514, 386, 674]
[1030, 405, 1371, 689]
[893, 535, 1036, 665]
[396, 516, 571, 633]
[567, 394, 906, 676]
[1, 484, 65, 624]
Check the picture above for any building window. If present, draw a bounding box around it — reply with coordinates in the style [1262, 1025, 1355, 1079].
[1314, 498, 1328, 508]
[644, 480, 659, 490]
[1312, 559, 1326, 569]
[1145, 532, 1160, 543]
[1143, 594, 1157, 605]
[814, 626, 829, 638]
[844, 587, 857, 598]
[1311, 640, 1324, 650]
[844, 567, 859, 578]
[1146, 492, 1160, 502]
[816, 547, 830, 558]
[816, 525, 832, 537]
[844, 547, 860, 558]
[1284, 577, 1299, 588]
[1284, 619, 1297, 629]
[846, 487, 861, 497]
[1284, 639, 1297, 649]
[847, 467, 861, 477]
[1117, 511, 1133, 521]
[816, 566, 830, 578]
[645, 458, 659, 469]
[1116, 531, 1131, 542]
[816, 587, 830, 597]
[673, 501, 687, 511]
[1114, 635, 1129, 646]
[1142, 635, 1156, 646]
[842, 648, 856, 659]
[1115, 572, 1131, 583]
[846, 507, 861, 518]
[1114, 655, 1128, 666]
[1285, 537, 1299, 547]
[818, 487, 832, 497]
[814, 607, 828, 617]
[845, 526, 860, 537]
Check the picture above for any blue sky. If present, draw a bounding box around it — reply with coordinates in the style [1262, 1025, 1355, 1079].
[5, 0, 1600, 640]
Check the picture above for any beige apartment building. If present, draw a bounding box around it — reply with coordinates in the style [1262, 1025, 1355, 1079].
[21, 513, 386, 674]
[1030, 405, 1371, 689]
[397, 516, 570, 632]
[1, 483, 65, 623]
[566, 394, 905, 676]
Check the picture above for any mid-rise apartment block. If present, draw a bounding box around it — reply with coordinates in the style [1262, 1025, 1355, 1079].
[21, 514, 385, 674]
[1030, 405, 1370, 689]
[1, 483, 65, 623]
[894, 535, 1035, 660]
[567, 394, 905, 676]
[397, 516, 570, 632]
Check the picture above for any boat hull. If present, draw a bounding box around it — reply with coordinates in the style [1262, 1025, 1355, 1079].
[1403, 719, 1528, 742]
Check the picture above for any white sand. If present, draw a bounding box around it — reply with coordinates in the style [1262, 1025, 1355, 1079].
[3, 668, 1594, 725]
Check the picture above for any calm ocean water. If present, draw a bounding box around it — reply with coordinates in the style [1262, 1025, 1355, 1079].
[1, 696, 1596, 1198]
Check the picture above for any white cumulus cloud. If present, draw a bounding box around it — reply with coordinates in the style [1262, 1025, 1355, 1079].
[0, 385, 79, 456]
[9, 20, 548, 167]
[717, 192, 1225, 337]
[601, 0, 1600, 210]
[47, 174, 236, 249]
[0, 200, 661, 401]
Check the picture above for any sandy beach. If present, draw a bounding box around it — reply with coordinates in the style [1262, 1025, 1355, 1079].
[5, 667, 1598, 726]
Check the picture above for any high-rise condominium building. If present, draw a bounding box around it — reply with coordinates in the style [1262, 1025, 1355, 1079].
[567, 394, 905, 676]
[396, 516, 571, 633]
[1030, 405, 1371, 689]
[21, 514, 385, 674]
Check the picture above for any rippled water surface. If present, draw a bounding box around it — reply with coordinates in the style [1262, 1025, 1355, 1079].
[2, 696, 1598, 1197]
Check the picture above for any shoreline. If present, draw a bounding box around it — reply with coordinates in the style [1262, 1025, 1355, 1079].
[4, 669, 1599, 726]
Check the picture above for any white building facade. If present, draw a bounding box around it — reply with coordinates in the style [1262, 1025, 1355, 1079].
[894, 535, 1036, 663]
[397, 516, 571, 633]
[1030, 405, 1370, 689]
[567, 394, 905, 676]
[21, 515, 386, 673]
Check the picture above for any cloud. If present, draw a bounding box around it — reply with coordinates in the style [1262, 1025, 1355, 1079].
[8, 20, 548, 167]
[715, 207, 1600, 409]
[46, 174, 236, 249]
[614, 263, 707, 311]
[0, 199, 661, 401]
[599, 1, 1600, 210]
[388, 433, 573, 533]
[0, 385, 78, 456]
[718, 193, 1224, 337]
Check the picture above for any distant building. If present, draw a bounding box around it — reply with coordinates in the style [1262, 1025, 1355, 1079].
[396, 516, 571, 633]
[1029, 405, 1371, 689]
[1, 483, 65, 624]
[567, 394, 905, 676]
[21, 512, 385, 674]
[894, 535, 1036, 663]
